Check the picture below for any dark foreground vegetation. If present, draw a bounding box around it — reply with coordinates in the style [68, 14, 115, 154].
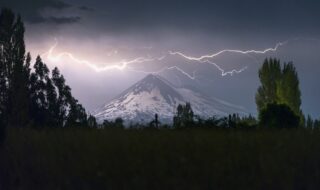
[1, 127, 320, 190]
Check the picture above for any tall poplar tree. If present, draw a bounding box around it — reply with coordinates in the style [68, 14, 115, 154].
[0, 9, 31, 127]
[255, 58, 281, 113]
[277, 62, 303, 120]
[256, 58, 303, 125]
[0, 8, 90, 130]
[9, 15, 30, 127]
[0, 9, 16, 124]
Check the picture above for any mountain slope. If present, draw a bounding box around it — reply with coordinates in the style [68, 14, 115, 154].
[94, 74, 247, 124]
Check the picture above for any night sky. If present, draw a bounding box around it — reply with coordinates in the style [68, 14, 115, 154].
[2, 0, 320, 117]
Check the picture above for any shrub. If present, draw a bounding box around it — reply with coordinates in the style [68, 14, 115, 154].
[259, 103, 300, 128]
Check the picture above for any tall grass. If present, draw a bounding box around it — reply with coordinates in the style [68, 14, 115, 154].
[1, 128, 320, 189]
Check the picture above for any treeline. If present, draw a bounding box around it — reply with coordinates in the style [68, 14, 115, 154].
[100, 58, 320, 130]
[99, 57, 319, 129]
[0, 9, 96, 143]
[99, 103, 319, 130]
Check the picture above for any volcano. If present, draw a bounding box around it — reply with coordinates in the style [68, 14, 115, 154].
[94, 74, 247, 124]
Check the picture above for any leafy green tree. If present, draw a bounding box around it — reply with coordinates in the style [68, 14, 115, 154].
[256, 58, 303, 125]
[255, 58, 281, 113]
[277, 63, 301, 112]
[259, 103, 300, 128]
[277, 62, 304, 123]
[237, 114, 258, 128]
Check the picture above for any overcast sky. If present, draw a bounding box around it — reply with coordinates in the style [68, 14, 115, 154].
[2, 0, 320, 117]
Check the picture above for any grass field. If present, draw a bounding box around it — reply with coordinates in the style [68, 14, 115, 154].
[1, 128, 320, 190]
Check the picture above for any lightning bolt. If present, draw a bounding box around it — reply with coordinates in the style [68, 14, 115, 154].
[41, 39, 197, 80]
[166, 40, 290, 78]
[201, 60, 248, 76]
[169, 41, 287, 61]
[41, 39, 162, 72]
[41, 38, 294, 80]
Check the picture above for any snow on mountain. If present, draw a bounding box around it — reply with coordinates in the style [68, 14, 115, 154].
[94, 74, 247, 124]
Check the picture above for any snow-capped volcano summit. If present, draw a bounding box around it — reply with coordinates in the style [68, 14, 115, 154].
[94, 74, 247, 124]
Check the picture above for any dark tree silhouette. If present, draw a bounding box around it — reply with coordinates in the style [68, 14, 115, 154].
[173, 102, 194, 128]
[52, 67, 69, 126]
[0, 9, 31, 127]
[88, 115, 98, 128]
[29, 56, 51, 126]
[114, 117, 124, 128]
[306, 115, 314, 129]
[66, 97, 88, 127]
[149, 113, 161, 128]
[259, 103, 300, 128]
[314, 119, 320, 129]
[0, 9, 90, 129]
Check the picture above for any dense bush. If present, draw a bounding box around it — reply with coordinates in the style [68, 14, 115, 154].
[259, 103, 300, 128]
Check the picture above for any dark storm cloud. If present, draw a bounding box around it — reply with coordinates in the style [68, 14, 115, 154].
[3, 0, 320, 33]
[78, 6, 94, 12]
[27, 0, 312, 40]
[103, 0, 318, 34]
[2, 0, 72, 11]
[42, 0, 71, 9]
[43, 16, 81, 24]
[1, 0, 79, 24]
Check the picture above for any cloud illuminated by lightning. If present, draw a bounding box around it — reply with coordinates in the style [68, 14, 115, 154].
[126, 65, 197, 80]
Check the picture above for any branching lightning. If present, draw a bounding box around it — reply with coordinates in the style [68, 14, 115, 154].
[41, 39, 290, 80]
[42, 40, 162, 72]
[166, 40, 290, 78]
[201, 60, 248, 76]
[169, 41, 287, 61]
